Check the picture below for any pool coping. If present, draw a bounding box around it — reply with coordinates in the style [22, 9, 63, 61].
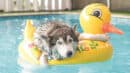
[0, 12, 130, 18]
[0, 12, 80, 17]
[112, 13, 130, 18]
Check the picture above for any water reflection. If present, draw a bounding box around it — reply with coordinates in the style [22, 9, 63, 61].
[18, 59, 80, 73]
[18, 59, 114, 73]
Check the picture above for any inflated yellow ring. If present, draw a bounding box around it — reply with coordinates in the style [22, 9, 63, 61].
[19, 40, 113, 65]
[18, 19, 113, 65]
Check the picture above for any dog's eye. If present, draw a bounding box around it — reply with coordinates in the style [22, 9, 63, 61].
[68, 38, 73, 43]
[57, 41, 62, 45]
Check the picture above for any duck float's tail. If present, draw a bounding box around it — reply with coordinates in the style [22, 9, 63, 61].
[24, 20, 35, 42]
[19, 20, 42, 65]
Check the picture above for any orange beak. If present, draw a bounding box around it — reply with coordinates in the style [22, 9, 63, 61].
[102, 23, 123, 35]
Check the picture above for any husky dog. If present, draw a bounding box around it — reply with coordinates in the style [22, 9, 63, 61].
[33, 21, 79, 65]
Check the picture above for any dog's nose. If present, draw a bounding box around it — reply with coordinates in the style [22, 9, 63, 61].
[67, 51, 73, 57]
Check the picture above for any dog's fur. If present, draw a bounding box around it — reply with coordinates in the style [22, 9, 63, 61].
[33, 21, 79, 65]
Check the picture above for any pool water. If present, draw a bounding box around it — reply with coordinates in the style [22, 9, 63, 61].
[0, 14, 130, 73]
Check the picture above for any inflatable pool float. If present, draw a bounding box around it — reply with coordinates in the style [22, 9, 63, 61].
[18, 3, 123, 65]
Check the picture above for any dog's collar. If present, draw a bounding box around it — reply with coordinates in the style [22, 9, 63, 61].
[27, 42, 40, 51]
[28, 43, 35, 48]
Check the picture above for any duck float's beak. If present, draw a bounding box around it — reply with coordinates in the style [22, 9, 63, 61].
[102, 23, 123, 35]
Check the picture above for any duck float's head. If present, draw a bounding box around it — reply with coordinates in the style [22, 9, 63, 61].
[80, 3, 123, 34]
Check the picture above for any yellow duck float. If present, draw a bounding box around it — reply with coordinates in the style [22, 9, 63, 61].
[18, 3, 123, 65]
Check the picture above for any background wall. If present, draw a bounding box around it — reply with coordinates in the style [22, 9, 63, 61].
[110, 0, 130, 11]
[72, 0, 130, 12]
[72, 0, 107, 9]
[0, 0, 5, 11]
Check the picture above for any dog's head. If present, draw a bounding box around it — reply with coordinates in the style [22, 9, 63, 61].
[49, 26, 79, 59]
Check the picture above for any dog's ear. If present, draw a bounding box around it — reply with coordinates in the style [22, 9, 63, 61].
[48, 33, 57, 46]
[48, 32, 55, 41]
[72, 25, 80, 38]
[75, 31, 80, 38]
[72, 24, 77, 31]
[48, 33, 53, 40]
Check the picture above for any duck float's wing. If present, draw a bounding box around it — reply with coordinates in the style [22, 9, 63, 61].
[24, 20, 35, 41]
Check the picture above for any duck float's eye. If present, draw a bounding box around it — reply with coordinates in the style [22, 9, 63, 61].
[92, 9, 101, 18]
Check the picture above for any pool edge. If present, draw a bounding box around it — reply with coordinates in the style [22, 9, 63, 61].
[0, 12, 130, 18]
[0, 12, 80, 17]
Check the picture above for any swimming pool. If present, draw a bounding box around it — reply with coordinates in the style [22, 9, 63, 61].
[0, 14, 129, 73]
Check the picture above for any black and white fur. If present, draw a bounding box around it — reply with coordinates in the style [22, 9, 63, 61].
[33, 21, 79, 65]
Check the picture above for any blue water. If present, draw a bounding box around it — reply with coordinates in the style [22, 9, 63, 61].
[0, 14, 130, 73]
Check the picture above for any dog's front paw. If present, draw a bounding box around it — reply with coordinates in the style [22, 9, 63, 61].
[39, 53, 48, 67]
